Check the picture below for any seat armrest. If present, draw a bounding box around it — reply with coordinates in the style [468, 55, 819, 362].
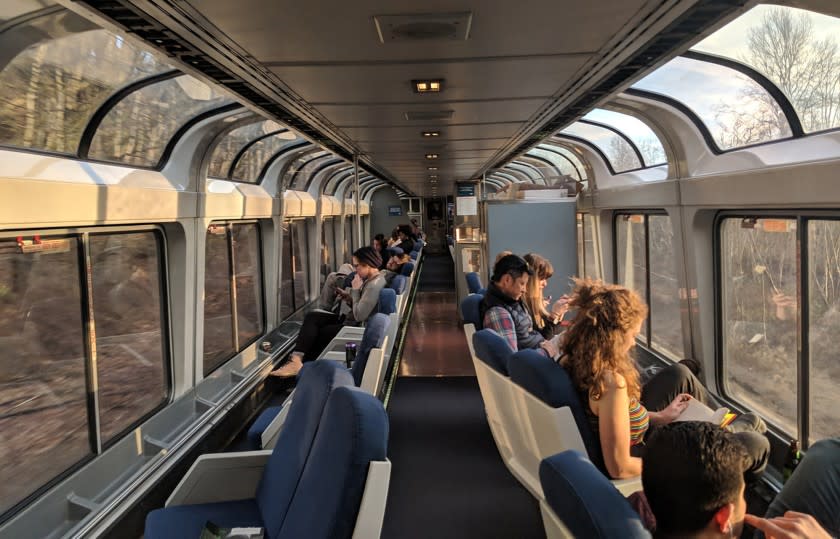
[166, 450, 273, 507]
[611, 476, 643, 497]
[352, 460, 391, 539]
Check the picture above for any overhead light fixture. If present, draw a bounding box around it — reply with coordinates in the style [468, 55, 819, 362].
[427, 166, 438, 171]
[422, 131, 441, 137]
[413, 79, 444, 93]
[425, 153, 439, 160]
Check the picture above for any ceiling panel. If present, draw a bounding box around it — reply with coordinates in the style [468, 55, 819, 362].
[340, 123, 521, 140]
[324, 99, 542, 126]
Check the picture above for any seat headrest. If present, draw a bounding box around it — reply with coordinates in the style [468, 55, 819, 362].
[351, 313, 390, 386]
[390, 274, 407, 295]
[256, 361, 354, 538]
[400, 262, 415, 277]
[278, 386, 389, 539]
[460, 293, 483, 328]
[465, 272, 483, 294]
[539, 451, 649, 539]
[508, 350, 604, 472]
[377, 287, 397, 315]
[472, 329, 513, 375]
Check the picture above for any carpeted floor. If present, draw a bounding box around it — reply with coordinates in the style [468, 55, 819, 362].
[382, 377, 545, 539]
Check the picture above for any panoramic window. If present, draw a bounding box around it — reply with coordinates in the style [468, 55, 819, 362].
[291, 220, 310, 312]
[616, 213, 685, 358]
[561, 122, 642, 172]
[321, 218, 335, 285]
[203, 222, 264, 375]
[0, 9, 172, 155]
[207, 120, 285, 179]
[693, 5, 840, 134]
[230, 131, 299, 183]
[633, 56, 792, 151]
[88, 75, 231, 167]
[280, 223, 294, 320]
[582, 109, 666, 166]
[583, 214, 601, 280]
[527, 147, 582, 181]
[284, 151, 334, 191]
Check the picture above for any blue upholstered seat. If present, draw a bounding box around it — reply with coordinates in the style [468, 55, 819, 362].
[390, 274, 407, 295]
[401, 262, 415, 277]
[409, 251, 418, 261]
[472, 328, 514, 375]
[508, 349, 605, 472]
[350, 313, 390, 386]
[377, 287, 397, 315]
[460, 293, 484, 328]
[277, 386, 389, 538]
[539, 451, 649, 539]
[465, 272, 483, 294]
[246, 405, 283, 450]
[145, 361, 354, 539]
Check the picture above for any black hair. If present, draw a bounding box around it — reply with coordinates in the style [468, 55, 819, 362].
[399, 238, 414, 254]
[374, 233, 385, 243]
[491, 254, 533, 283]
[642, 422, 748, 536]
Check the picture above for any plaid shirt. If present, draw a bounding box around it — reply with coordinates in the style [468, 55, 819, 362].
[483, 306, 549, 357]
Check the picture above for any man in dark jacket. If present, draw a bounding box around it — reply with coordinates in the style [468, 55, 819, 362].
[480, 254, 559, 359]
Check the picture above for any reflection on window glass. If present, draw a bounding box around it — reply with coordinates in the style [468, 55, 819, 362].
[562, 122, 641, 172]
[576, 213, 585, 277]
[616, 214, 647, 339]
[232, 223, 263, 347]
[292, 221, 309, 309]
[584, 214, 600, 279]
[720, 218, 797, 434]
[280, 223, 294, 320]
[807, 220, 840, 443]
[0, 236, 89, 516]
[648, 216, 684, 358]
[693, 5, 840, 134]
[90, 231, 167, 444]
[583, 109, 666, 166]
[527, 147, 581, 181]
[230, 131, 299, 183]
[208, 120, 285, 179]
[634, 56, 792, 150]
[0, 10, 173, 155]
[203, 224, 234, 374]
[89, 75, 231, 167]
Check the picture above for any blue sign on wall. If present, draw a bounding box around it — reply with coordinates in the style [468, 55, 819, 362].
[388, 205, 403, 216]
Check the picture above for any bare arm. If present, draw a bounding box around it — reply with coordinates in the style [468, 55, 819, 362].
[595, 371, 642, 479]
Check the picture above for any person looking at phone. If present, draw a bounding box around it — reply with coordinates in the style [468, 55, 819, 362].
[522, 253, 570, 339]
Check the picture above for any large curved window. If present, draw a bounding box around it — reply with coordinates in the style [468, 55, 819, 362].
[283, 150, 332, 191]
[633, 56, 792, 150]
[560, 122, 641, 172]
[231, 130, 300, 183]
[0, 11, 172, 155]
[207, 120, 285, 179]
[582, 109, 666, 166]
[88, 75, 231, 167]
[533, 143, 588, 182]
[693, 5, 840, 134]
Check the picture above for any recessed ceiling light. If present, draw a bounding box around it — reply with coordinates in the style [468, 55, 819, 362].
[421, 131, 441, 137]
[413, 79, 444, 93]
[427, 166, 438, 171]
[425, 153, 439, 160]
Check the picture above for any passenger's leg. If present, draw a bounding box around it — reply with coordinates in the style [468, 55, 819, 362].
[733, 431, 770, 484]
[763, 438, 840, 536]
[305, 322, 346, 361]
[270, 311, 340, 377]
[640, 363, 721, 411]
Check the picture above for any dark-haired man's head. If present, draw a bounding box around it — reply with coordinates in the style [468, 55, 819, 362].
[643, 422, 749, 538]
[373, 233, 385, 250]
[397, 224, 414, 241]
[491, 254, 533, 302]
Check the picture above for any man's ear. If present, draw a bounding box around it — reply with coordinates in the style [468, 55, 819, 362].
[712, 503, 734, 534]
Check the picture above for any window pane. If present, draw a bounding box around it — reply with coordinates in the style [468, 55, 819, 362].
[343, 218, 352, 263]
[291, 221, 308, 309]
[89, 75, 231, 167]
[527, 147, 582, 181]
[807, 220, 840, 443]
[576, 213, 585, 277]
[0, 235, 89, 515]
[561, 122, 642, 172]
[280, 223, 294, 319]
[203, 224, 234, 374]
[89, 231, 167, 444]
[207, 120, 285, 179]
[634, 56, 792, 150]
[283, 151, 333, 191]
[0, 12, 172, 155]
[582, 109, 666, 166]
[584, 214, 600, 280]
[648, 216, 684, 358]
[229, 131, 299, 183]
[720, 218, 797, 434]
[541, 142, 589, 185]
[321, 218, 334, 285]
[232, 223, 263, 347]
[693, 5, 840, 134]
[616, 215, 647, 339]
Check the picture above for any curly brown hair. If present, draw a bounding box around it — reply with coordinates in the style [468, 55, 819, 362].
[560, 278, 648, 401]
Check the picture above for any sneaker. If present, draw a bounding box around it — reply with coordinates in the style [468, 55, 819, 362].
[269, 354, 303, 378]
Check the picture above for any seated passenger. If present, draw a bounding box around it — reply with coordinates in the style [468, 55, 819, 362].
[271, 247, 386, 377]
[522, 253, 570, 339]
[480, 254, 560, 359]
[642, 422, 836, 539]
[372, 233, 388, 269]
[560, 278, 769, 480]
[316, 263, 355, 311]
[382, 247, 410, 287]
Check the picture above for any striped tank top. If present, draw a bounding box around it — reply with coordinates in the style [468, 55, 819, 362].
[628, 399, 650, 446]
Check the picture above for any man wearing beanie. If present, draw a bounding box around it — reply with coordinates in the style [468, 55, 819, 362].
[271, 246, 386, 377]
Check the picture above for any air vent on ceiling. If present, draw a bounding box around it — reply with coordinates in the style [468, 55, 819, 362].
[404, 110, 454, 121]
[374, 12, 472, 43]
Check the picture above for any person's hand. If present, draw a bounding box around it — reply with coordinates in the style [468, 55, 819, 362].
[351, 273, 364, 290]
[660, 393, 692, 424]
[540, 339, 559, 359]
[745, 512, 831, 539]
[551, 295, 571, 318]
